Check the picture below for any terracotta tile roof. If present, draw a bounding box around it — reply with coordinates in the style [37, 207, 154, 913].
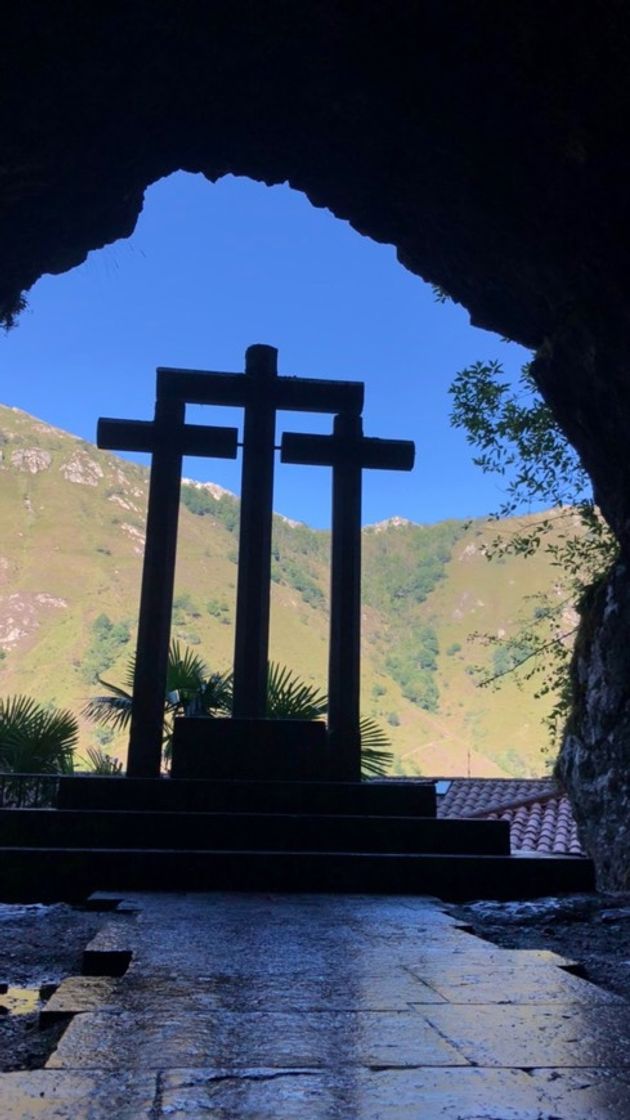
[435, 778, 584, 856]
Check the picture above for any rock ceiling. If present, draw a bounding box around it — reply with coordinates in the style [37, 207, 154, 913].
[2, 3, 630, 539]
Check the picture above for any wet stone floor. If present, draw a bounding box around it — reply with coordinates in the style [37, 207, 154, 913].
[2, 892, 630, 1118]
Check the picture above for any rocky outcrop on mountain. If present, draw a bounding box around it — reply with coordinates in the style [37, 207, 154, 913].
[60, 452, 104, 487]
[367, 517, 414, 534]
[556, 561, 630, 889]
[182, 479, 234, 501]
[120, 523, 146, 554]
[0, 592, 67, 648]
[10, 449, 51, 473]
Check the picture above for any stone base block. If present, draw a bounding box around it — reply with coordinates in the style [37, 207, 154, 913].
[170, 717, 337, 781]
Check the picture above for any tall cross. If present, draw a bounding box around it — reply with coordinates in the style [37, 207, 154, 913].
[97, 401, 238, 777]
[157, 345, 364, 719]
[281, 414, 414, 778]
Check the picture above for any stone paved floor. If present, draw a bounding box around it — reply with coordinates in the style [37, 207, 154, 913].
[2, 892, 630, 1118]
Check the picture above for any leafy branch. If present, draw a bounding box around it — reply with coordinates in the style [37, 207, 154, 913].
[449, 359, 618, 747]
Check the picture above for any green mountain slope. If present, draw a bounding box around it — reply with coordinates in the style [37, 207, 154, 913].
[0, 404, 573, 777]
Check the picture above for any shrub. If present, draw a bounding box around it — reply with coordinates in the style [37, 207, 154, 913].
[81, 614, 131, 683]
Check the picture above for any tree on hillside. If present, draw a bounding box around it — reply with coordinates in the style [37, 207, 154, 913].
[449, 359, 618, 746]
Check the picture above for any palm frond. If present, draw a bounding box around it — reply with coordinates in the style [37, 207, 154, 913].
[166, 640, 209, 696]
[188, 670, 233, 716]
[360, 716, 393, 778]
[0, 696, 79, 774]
[80, 746, 124, 775]
[82, 691, 133, 733]
[266, 662, 328, 720]
[122, 655, 137, 692]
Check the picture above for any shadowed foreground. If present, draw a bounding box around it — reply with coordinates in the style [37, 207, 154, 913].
[2, 892, 630, 1118]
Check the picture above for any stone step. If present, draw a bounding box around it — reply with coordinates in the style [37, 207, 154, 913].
[0, 846, 595, 903]
[57, 776, 437, 817]
[0, 808, 509, 855]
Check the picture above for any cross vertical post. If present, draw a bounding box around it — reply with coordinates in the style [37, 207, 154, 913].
[128, 395, 185, 777]
[328, 412, 363, 777]
[232, 345, 278, 717]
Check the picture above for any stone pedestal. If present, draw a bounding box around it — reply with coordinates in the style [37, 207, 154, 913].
[170, 717, 335, 781]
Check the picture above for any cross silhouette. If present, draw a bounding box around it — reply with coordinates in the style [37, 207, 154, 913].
[157, 345, 364, 721]
[98, 401, 238, 777]
[99, 345, 363, 777]
[282, 413, 414, 778]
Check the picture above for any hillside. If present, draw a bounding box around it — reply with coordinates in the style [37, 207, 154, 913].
[0, 404, 575, 777]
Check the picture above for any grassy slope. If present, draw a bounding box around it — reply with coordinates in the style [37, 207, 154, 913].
[0, 405, 574, 776]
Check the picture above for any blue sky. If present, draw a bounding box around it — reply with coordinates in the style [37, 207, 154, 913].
[0, 172, 531, 528]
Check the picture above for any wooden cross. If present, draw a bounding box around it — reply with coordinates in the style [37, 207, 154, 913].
[97, 401, 238, 778]
[281, 413, 415, 778]
[157, 345, 364, 720]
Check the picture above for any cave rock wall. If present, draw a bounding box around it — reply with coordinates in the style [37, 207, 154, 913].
[557, 561, 630, 889]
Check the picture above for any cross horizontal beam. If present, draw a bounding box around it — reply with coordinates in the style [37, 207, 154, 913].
[156, 366, 364, 415]
[97, 418, 238, 459]
[281, 431, 415, 471]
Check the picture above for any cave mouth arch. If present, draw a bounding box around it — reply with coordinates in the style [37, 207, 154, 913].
[1, 166, 567, 779]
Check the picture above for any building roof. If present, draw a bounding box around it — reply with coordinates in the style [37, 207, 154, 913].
[435, 778, 584, 856]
